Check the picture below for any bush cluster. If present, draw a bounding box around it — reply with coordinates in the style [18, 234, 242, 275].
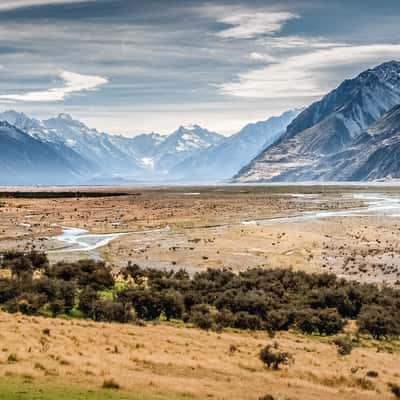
[0, 252, 399, 338]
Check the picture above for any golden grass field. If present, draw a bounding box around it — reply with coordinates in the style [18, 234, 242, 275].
[0, 311, 399, 400]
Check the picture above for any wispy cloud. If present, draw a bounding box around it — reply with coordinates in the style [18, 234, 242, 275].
[220, 44, 400, 98]
[248, 52, 276, 62]
[0, 70, 108, 102]
[203, 5, 298, 39]
[262, 36, 347, 49]
[0, 0, 92, 11]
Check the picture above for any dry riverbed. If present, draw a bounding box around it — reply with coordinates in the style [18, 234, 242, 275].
[0, 185, 400, 285]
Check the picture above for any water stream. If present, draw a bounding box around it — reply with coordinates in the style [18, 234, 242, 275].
[241, 193, 400, 225]
[50, 226, 169, 253]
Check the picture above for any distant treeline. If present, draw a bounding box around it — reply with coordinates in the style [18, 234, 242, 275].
[0, 191, 135, 199]
[0, 251, 399, 339]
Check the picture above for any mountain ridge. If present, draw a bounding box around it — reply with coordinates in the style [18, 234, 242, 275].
[236, 60, 400, 183]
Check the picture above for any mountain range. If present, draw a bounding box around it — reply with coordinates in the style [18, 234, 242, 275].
[236, 61, 400, 182]
[4, 60, 400, 185]
[0, 109, 298, 185]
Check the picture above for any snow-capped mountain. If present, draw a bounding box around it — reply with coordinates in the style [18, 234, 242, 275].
[0, 111, 146, 178]
[236, 61, 400, 182]
[0, 121, 89, 185]
[150, 124, 224, 172]
[170, 110, 301, 181]
[43, 114, 147, 177]
[0, 112, 225, 182]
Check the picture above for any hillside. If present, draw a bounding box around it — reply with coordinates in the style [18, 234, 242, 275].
[1, 312, 399, 400]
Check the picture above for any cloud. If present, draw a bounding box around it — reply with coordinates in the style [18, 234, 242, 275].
[248, 52, 276, 62]
[0, 0, 92, 11]
[0, 70, 108, 102]
[262, 36, 347, 49]
[203, 5, 298, 39]
[219, 44, 400, 98]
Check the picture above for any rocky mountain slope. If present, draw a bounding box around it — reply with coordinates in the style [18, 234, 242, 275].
[236, 61, 400, 182]
[317, 104, 400, 181]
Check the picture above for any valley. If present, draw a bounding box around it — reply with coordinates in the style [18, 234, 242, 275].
[1, 185, 400, 285]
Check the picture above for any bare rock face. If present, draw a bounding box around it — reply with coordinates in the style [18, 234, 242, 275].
[236, 61, 400, 182]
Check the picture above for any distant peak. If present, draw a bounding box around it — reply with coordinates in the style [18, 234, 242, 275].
[181, 124, 202, 131]
[58, 113, 73, 121]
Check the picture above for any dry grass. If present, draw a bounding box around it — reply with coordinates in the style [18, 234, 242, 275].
[0, 311, 399, 400]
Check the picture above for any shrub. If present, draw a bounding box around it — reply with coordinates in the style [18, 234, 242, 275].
[357, 305, 399, 339]
[366, 370, 378, 378]
[118, 288, 161, 320]
[49, 300, 65, 317]
[6, 293, 47, 315]
[259, 395, 274, 400]
[233, 311, 262, 330]
[49, 260, 114, 290]
[356, 378, 374, 391]
[259, 344, 293, 370]
[333, 336, 353, 356]
[296, 308, 344, 335]
[0, 279, 20, 303]
[264, 309, 294, 334]
[102, 378, 120, 390]
[7, 353, 18, 363]
[215, 309, 235, 328]
[78, 286, 99, 317]
[189, 304, 215, 330]
[93, 300, 133, 323]
[389, 383, 400, 398]
[161, 290, 184, 321]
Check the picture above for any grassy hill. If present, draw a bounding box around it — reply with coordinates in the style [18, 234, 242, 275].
[0, 312, 399, 400]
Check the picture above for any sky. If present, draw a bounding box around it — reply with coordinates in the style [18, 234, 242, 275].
[0, 0, 400, 136]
